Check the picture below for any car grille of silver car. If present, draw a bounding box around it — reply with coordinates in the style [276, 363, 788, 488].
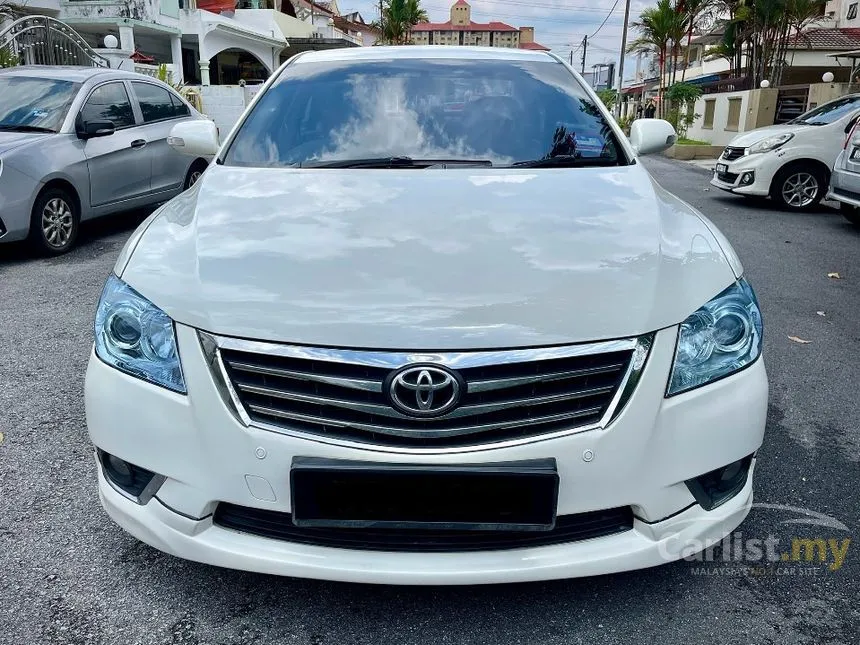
[722, 146, 745, 161]
[203, 334, 651, 448]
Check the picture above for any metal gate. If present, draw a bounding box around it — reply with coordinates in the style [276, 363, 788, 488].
[0, 16, 109, 68]
[775, 85, 810, 124]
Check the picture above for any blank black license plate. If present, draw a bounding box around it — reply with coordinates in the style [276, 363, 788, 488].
[716, 163, 728, 173]
[290, 457, 559, 531]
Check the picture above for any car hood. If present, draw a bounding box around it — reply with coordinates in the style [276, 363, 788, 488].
[727, 123, 810, 147]
[0, 130, 53, 155]
[119, 164, 739, 349]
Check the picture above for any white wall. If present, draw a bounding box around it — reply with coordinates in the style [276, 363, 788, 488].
[686, 89, 754, 146]
[199, 85, 248, 137]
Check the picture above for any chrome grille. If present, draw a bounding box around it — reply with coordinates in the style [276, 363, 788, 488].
[209, 336, 649, 448]
[722, 146, 745, 161]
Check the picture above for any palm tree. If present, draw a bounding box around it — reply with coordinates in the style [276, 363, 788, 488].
[629, 0, 679, 116]
[678, 0, 712, 81]
[779, 0, 826, 83]
[378, 0, 428, 45]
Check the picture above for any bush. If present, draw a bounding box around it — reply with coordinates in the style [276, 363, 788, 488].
[664, 82, 703, 139]
[597, 89, 617, 111]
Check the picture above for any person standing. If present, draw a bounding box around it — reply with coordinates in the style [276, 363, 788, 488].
[635, 103, 644, 119]
[644, 101, 656, 119]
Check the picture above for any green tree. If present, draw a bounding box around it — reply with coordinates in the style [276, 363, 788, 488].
[709, 0, 825, 85]
[596, 88, 617, 111]
[664, 81, 702, 137]
[629, 0, 683, 117]
[376, 0, 429, 45]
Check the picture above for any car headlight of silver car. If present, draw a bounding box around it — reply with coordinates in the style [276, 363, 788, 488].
[667, 279, 763, 396]
[747, 133, 793, 154]
[94, 274, 186, 393]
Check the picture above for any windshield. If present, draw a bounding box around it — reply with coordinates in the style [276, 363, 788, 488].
[223, 58, 625, 168]
[790, 96, 860, 126]
[0, 77, 80, 132]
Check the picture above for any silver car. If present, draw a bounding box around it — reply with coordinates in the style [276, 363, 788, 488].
[0, 66, 210, 254]
[827, 120, 860, 226]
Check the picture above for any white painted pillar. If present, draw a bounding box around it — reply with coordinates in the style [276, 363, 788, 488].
[170, 34, 184, 84]
[199, 60, 210, 86]
[119, 25, 135, 52]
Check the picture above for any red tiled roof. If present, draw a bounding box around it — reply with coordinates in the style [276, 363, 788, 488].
[412, 20, 519, 32]
[333, 15, 381, 35]
[788, 28, 860, 50]
[453, 0, 470, 5]
[519, 41, 550, 51]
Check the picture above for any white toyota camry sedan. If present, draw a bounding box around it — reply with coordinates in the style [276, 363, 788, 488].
[85, 46, 768, 585]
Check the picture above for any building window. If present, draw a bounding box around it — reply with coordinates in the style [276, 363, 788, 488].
[703, 99, 716, 129]
[849, 2, 858, 18]
[726, 97, 742, 131]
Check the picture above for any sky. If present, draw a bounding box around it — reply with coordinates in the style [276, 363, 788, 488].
[337, 0, 655, 86]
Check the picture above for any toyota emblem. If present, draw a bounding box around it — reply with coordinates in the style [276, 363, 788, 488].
[387, 365, 462, 417]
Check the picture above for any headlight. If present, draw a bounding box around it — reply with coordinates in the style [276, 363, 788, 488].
[747, 133, 793, 154]
[94, 274, 186, 393]
[667, 279, 763, 396]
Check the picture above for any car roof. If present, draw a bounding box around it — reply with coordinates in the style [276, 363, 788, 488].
[0, 65, 144, 83]
[293, 45, 556, 65]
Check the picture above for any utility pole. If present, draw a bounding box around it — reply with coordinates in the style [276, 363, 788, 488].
[614, 0, 632, 117]
[580, 35, 587, 75]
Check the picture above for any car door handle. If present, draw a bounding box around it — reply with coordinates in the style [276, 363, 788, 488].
[130, 139, 147, 149]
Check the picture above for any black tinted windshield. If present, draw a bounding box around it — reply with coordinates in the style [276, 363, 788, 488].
[0, 77, 80, 132]
[791, 96, 860, 125]
[224, 58, 625, 168]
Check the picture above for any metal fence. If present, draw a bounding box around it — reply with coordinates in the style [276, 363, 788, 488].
[0, 16, 109, 68]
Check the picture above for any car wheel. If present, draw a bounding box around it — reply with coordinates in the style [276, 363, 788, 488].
[184, 160, 208, 190]
[771, 164, 826, 210]
[29, 187, 79, 255]
[840, 202, 860, 226]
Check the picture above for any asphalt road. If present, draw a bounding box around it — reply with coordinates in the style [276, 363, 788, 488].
[1, 157, 858, 645]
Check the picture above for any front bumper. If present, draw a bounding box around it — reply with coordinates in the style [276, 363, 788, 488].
[86, 324, 768, 584]
[709, 152, 778, 197]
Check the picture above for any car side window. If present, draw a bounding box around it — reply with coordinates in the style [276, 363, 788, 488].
[133, 82, 180, 123]
[80, 82, 136, 128]
[170, 92, 191, 118]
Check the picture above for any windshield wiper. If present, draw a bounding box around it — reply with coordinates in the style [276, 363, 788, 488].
[0, 124, 55, 133]
[509, 155, 619, 168]
[301, 156, 493, 169]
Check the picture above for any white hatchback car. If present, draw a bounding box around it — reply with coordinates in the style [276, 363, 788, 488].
[85, 47, 767, 584]
[711, 94, 860, 209]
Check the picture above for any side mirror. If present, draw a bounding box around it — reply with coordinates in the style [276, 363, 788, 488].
[167, 120, 219, 157]
[77, 120, 115, 140]
[629, 118, 677, 155]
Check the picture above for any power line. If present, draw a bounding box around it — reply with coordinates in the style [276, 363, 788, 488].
[588, 0, 622, 39]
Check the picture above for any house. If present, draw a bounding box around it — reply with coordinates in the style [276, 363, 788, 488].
[26, 0, 371, 87]
[410, 0, 549, 51]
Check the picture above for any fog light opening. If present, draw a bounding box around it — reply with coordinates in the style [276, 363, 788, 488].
[98, 449, 163, 502]
[740, 172, 755, 186]
[685, 455, 753, 511]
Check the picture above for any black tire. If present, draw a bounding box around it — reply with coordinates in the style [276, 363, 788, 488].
[840, 202, 860, 226]
[29, 186, 79, 255]
[770, 163, 826, 211]
[183, 160, 208, 190]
